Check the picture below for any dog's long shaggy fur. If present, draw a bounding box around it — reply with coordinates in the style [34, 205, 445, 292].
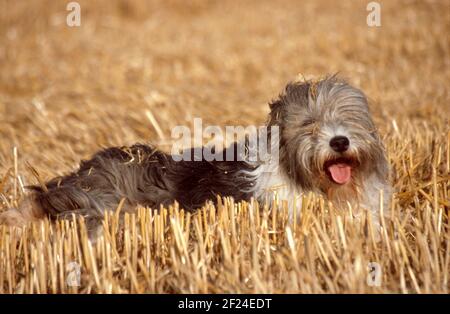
[0, 76, 391, 234]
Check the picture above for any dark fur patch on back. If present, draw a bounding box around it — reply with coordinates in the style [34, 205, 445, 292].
[29, 143, 257, 221]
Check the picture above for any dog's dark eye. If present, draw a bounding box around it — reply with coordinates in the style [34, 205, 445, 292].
[302, 119, 315, 127]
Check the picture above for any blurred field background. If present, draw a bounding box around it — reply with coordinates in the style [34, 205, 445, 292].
[0, 0, 449, 293]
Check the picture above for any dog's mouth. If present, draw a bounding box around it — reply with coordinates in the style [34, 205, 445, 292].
[324, 157, 357, 185]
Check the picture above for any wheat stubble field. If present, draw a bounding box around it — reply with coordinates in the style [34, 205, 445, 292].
[0, 0, 449, 294]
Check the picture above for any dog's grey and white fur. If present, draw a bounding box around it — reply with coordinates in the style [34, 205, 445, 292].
[0, 76, 391, 233]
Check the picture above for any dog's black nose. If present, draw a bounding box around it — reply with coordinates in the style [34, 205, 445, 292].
[329, 136, 350, 152]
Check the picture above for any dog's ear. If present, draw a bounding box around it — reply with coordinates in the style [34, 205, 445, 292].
[268, 81, 312, 128]
[284, 81, 311, 105]
[269, 98, 284, 111]
[268, 98, 285, 126]
[268, 81, 311, 117]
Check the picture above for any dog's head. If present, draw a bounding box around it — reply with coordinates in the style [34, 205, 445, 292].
[268, 76, 388, 197]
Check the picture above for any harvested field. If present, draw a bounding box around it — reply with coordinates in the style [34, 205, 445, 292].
[0, 0, 449, 293]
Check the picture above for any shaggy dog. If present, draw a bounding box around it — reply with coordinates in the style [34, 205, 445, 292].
[0, 76, 391, 234]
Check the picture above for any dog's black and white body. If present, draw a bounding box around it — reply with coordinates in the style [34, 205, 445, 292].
[0, 77, 391, 232]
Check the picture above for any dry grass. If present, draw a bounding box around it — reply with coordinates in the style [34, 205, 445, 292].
[0, 0, 449, 293]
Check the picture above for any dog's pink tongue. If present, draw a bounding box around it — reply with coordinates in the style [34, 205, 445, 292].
[328, 163, 351, 184]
